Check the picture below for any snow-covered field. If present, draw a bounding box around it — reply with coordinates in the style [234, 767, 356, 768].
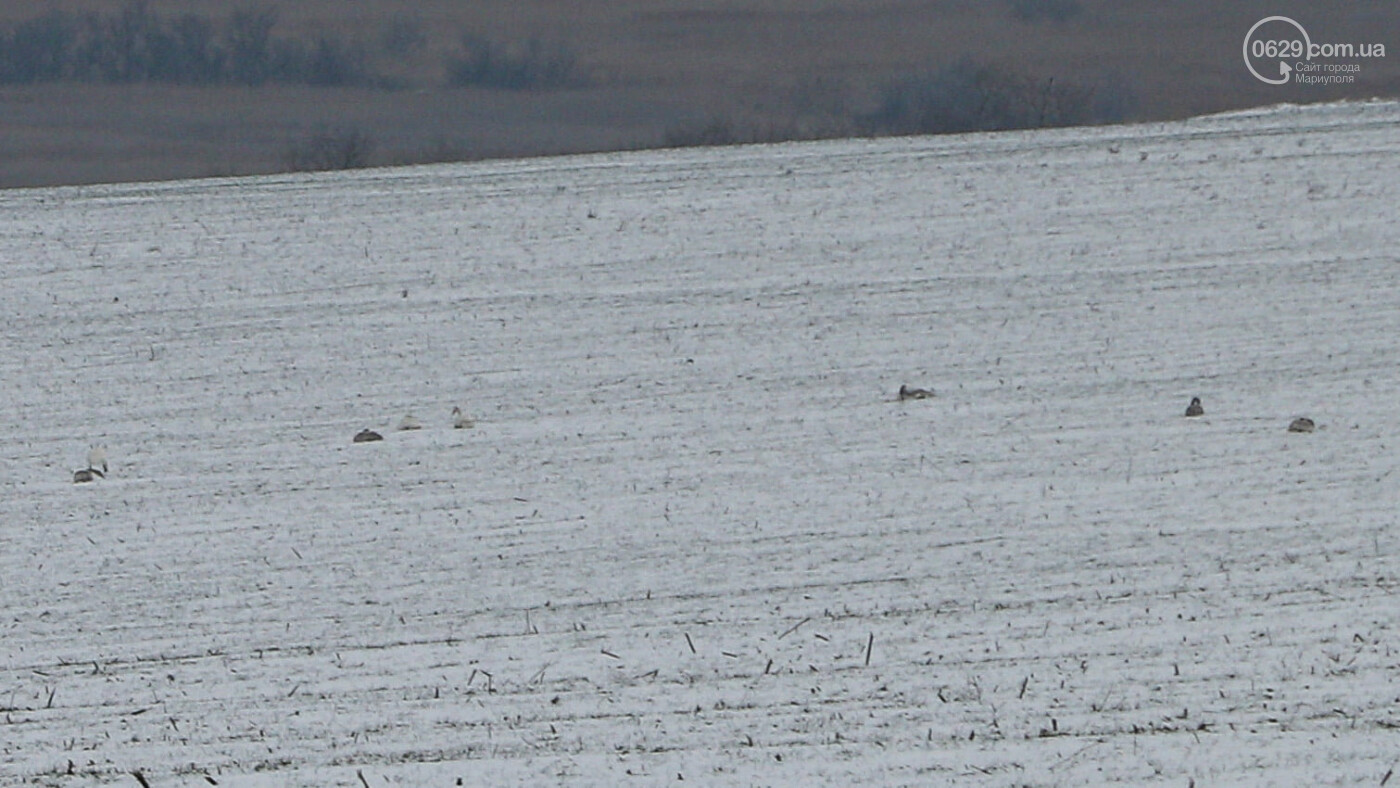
[3, 100, 1400, 787]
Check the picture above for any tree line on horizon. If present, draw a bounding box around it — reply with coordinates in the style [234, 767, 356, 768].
[0, 4, 367, 86]
[0, 0, 1135, 173]
[0, 1, 585, 90]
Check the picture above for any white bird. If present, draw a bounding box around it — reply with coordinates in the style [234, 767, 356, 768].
[87, 446, 109, 474]
[452, 406, 475, 429]
[397, 414, 423, 431]
[898, 384, 934, 401]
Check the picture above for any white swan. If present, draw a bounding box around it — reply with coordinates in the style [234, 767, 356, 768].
[898, 384, 934, 401]
[452, 406, 475, 429]
[397, 414, 423, 431]
[87, 446, 109, 473]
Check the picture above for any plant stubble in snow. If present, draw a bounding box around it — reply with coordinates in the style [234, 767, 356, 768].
[2, 100, 1400, 786]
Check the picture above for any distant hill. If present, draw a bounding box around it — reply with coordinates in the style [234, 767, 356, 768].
[1, 0, 1396, 187]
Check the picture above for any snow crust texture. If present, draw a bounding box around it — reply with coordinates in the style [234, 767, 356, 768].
[3, 101, 1400, 786]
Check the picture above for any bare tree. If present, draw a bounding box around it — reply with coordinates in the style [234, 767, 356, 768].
[284, 126, 377, 172]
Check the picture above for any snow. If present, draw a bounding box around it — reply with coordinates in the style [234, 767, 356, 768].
[2, 99, 1400, 786]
